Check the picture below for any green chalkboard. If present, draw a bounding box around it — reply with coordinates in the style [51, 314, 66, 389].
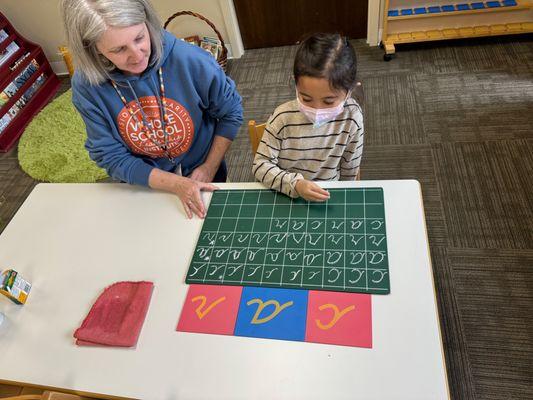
[185, 188, 390, 294]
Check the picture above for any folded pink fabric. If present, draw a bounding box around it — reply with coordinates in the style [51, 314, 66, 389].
[74, 281, 154, 347]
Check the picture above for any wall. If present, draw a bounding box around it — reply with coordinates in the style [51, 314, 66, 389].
[0, 0, 243, 75]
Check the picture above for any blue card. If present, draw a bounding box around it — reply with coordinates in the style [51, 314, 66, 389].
[486, 1, 501, 6]
[471, 2, 485, 9]
[503, 0, 517, 6]
[414, 7, 427, 14]
[428, 6, 442, 13]
[456, 4, 471, 10]
[235, 287, 308, 342]
[400, 8, 413, 15]
[442, 5, 455, 11]
[388, 9, 399, 17]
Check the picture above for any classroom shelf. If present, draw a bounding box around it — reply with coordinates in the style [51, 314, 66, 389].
[387, 0, 530, 20]
[0, 11, 60, 152]
[381, 0, 533, 59]
[386, 21, 533, 43]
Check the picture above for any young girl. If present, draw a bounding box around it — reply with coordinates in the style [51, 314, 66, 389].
[252, 33, 363, 202]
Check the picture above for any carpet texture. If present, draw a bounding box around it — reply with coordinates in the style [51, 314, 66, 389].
[17, 89, 107, 183]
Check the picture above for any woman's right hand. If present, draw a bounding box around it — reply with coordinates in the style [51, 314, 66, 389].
[295, 179, 330, 202]
[174, 176, 218, 219]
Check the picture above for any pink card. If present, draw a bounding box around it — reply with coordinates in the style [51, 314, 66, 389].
[305, 291, 372, 348]
[177, 284, 243, 335]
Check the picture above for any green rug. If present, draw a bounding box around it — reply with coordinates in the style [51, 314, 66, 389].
[18, 89, 108, 182]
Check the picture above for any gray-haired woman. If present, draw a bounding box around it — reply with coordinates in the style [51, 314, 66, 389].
[61, 0, 243, 218]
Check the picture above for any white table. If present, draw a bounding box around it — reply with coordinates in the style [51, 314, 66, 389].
[0, 181, 449, 400]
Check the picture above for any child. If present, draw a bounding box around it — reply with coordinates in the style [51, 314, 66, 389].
[252, 33, 363, 202]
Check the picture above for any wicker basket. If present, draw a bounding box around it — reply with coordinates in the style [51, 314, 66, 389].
[164, 10, 228, 72]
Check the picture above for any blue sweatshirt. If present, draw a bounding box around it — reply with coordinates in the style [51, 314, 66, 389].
[71, 30, 243, 186]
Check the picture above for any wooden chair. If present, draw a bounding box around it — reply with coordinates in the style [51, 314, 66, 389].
[248, 120, 266, 154]
[1, 391, 85, 400]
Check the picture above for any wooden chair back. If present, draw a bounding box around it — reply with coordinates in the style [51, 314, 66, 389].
[248, 120, 266, 154]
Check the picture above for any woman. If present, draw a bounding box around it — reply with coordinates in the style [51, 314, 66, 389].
[61, 0, 243, 218]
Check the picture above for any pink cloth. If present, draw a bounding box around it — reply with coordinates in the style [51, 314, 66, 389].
[74, 281, 153, 347]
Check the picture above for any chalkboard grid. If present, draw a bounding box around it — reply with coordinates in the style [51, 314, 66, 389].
[185, 188, 390, 294]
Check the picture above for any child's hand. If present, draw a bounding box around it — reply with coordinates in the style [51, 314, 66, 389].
[295, 180, 330, 202]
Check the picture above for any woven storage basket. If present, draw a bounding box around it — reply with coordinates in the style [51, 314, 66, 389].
[164, 10, 228, 72]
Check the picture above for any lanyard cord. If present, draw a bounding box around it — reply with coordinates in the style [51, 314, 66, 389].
[111, 68, 173, 161]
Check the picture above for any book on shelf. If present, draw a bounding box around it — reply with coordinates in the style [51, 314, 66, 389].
[0, 59, 40, 106]
[0, 29, 20, 67]
[0, 72, 46, 135]
[9, 51, 31, 71]
[22, 72, 46, 101]
[0, 113, 11, 134]
[0, 41, 20, 67]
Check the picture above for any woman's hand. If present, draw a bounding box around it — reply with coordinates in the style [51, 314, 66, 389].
[295, 180, 330, 202]
[148, 169, 218, 219]
[189, 163, 217, 183]
[189, 136, 232, 183]
[174, 176, 218, 219]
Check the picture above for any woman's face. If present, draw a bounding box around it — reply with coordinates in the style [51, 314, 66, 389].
[96, 23, 151, 75]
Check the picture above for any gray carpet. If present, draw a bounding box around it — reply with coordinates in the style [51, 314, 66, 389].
[1, 35, 532, 399]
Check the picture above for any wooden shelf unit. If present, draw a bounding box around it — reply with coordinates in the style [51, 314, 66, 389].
[388, 0, 532, 20]
[0, 11, 60, 152]
[381, 0, 533, 58]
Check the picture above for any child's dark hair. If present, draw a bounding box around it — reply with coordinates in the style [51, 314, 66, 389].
[294, 33, 357, 93]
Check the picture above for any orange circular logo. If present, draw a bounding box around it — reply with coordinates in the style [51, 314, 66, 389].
[117, 97, 194, 158]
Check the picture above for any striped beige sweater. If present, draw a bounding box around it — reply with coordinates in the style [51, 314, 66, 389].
[252, 97, 364, 197]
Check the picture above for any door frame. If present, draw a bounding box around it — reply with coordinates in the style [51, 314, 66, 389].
[367, 0, 383, 46]
[220, 0, 382, 59]
[219, 0, 245, 58]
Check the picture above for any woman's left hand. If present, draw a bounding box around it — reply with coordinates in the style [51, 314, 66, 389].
[189, 163, 217, 183]
[148, 169, 218, 219]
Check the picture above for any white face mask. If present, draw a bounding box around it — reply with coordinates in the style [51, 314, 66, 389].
[296, 91, 350, 128]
